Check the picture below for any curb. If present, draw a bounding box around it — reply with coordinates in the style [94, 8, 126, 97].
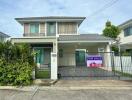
[1, 85, 132, 91]
[40, 85, 132, 90]
[0, 86, 38, 92]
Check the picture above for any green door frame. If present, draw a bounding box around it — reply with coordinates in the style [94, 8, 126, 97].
[34, 47, 52, 65]
[75, 49, 86, 66]
[34, 48, 44, 64]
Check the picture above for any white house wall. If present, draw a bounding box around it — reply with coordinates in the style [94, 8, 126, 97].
[119, 30, 132, 46]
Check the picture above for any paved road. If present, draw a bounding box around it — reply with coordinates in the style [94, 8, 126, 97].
[0, 89, 132, 100]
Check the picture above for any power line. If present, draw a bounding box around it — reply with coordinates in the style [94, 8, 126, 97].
[87, 0, 119, 18]
[79, 0, 120, 33]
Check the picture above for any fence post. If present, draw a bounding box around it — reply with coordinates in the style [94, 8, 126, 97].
[119, 52, 123, 73]
[131, 52, 132, 65]
[111, 51, 115, 76]
[32, 69, 35, 79]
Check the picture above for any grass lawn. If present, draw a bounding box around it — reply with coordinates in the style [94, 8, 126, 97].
[35, 70, 50, 79]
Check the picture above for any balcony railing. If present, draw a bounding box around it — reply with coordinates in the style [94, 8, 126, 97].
[23, 33, 45, 37]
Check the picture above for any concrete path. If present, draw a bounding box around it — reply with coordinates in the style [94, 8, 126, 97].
[1, 80, 132, 91]
[38, 80, 132, 90]
[0, 89, 132, 100]
[54, 80, 132, 88]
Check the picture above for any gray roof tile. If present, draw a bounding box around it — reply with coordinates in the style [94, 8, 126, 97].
[58, 34, 113, 42]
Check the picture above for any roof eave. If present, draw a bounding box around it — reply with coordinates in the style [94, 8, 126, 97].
[15, 17, 86, 25]
[0, 32, 10, 38]
[118, 19, 132, 29]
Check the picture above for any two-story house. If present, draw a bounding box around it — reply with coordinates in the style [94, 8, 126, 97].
[0, 31, 10, 42]
[118, 19, 132, 52]
[11, 16, 113, 79]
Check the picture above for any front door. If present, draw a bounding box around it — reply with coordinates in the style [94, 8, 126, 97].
[75, 50, 86, 66]
[34, 48, 51, 65]
[43, 48, 51, 65]
[34, 48, 44, 64]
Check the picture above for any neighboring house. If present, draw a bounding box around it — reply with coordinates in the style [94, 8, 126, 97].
[118, 19, 132, 52]
[0, 31, 10, 42]
[11, 16, 113, 79]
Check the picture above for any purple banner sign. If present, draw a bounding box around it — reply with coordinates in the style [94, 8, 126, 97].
[86, 55, 103, 67]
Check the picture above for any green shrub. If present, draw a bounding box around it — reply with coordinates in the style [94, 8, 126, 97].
[0, 41, 35, 86]
[0, 59, 34, 86]
[122, 52, 130, 56]
[14, 61, 33, 85]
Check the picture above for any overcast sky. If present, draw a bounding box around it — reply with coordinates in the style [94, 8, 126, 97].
[0, 0, 131, 37]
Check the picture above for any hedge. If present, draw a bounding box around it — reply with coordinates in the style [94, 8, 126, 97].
[0, 41, 35, 86]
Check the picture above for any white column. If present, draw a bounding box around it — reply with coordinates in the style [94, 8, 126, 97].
[51, 52, 58, 80]
[51, 38, 58, 80]
[56, 22, 58, 37]
[45, 22, 47, 36]
[105, 42, 112, 68]
[53, 38, 58, 53]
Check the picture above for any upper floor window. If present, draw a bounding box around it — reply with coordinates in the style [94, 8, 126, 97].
[58, 22, 77, 34]
[30, 23, 39, 33]
[124, 26, 132, 37]
[47, 22, 56, 36]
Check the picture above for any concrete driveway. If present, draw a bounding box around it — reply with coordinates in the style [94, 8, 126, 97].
[54, 80, 132, 87]
[58, 66, 119, 79]
[0, 89, 132, 100]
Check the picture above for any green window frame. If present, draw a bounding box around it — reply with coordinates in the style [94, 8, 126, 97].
[30, 23, 39, 33]
[124, 26, 132, 37]
[47, 22, 56, 36]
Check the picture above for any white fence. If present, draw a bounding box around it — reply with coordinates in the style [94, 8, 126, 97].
[114, 56, 132, 74]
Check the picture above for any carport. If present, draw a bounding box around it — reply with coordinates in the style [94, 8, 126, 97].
[57, 34, 115, 79]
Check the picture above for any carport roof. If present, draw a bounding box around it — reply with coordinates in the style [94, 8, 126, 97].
[58, 34, 113, 42]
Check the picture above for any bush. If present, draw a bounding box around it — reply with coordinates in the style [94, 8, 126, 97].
[122, 52, 130, 56]
[14, 61, 33, 85]
[0, 58, 34, 86]
[0, 41, 35, 86]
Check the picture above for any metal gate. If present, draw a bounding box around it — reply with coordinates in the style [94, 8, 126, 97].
[58, 52, 132, 80]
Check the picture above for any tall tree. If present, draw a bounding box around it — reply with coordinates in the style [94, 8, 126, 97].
[103, 21, 120, 39]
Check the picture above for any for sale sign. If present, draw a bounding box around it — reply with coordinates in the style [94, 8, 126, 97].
[86, 55, 103, 67]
